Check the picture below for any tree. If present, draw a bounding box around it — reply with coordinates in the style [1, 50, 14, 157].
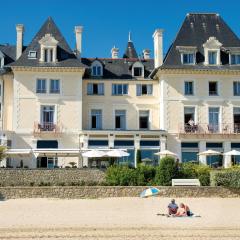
[69, 162, 77, 168]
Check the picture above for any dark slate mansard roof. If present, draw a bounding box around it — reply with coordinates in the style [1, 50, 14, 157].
[82, 58, 154, 79]
[161, 13, 240, 70]
[10, 17, 85, 68]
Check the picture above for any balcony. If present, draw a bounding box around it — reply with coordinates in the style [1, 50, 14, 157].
[179, 123, 240, 137]
[34, 122, 62, 135]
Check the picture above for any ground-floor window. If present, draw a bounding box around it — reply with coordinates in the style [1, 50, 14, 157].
[117, 149, 135, 167]
[181, 152, 198, 163]
[140, 149, 159, 166]
[206, 155, 223, 168]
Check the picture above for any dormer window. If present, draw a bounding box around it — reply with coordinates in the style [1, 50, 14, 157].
[203, 37, 222, 65]
[176, 46, 197, 65]
[39, 34, 58, 63]
[231, 54, 240, 65]
[91, 60, 103, 77]
[28, 51, 37, 59]
[132, 62, 144, 78]
[208, 51, 217, 65]
[182, 53, 195, 64]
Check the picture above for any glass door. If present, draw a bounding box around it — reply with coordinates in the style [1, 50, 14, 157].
[209, 107, 219, 132]
[41, 106, 55, 131]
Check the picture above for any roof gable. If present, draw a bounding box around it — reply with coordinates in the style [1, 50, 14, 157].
[11, 17, 84, 68]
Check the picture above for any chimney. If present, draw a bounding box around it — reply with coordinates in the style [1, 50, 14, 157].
[75, 26, 83, 59]
[111, 46, 119, 59]
[153, 29, 164, 68]
[16, 24, 24, 60]
[143, 49, 150, 60]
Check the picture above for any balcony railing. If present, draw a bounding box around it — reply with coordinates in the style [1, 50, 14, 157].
[34, 122, 61, 134]
[179, 123, 240, 135]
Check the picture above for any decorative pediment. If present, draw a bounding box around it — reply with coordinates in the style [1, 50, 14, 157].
[38, 34, 58, 47]
[203, 37, 222, 49]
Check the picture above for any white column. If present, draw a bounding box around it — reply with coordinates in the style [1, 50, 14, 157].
[108, 134, 114, 149]
[16, 24, 24, 60]
[199, 141, 207, 165]
[223, 141, 231, 168]
[82, 135, 89, 167]
[160, 136, 166, 151]
[134, 135, 140, 168]
[152, 29, 164, 68]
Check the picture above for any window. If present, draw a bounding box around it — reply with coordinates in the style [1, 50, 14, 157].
[41, 106, 55, 131]
[0, 84, 2, 96]
[87, 83, 104, 95]
[36, 79, 46, 93]
[91, 109, 102, 129]
[92, 66, 102, 76]
[112, 84, 128, 95]
[28, 51, 37, 59]
[133, 67, 143, 77]
[209, 82, 218, 96]
[136, 84, 153, 96]
[115, 110, 126, 130]
[208, 107, 220, 133]
[182, 53, 195, 64]
[44, 48, 53, 63]
[0, 57, 4, 68]
[50, 79, 60, 94]
[231, 54, 240, 65]
[208, 51, 217, 65]
[139, 110, 149, 129]
[233, 82, 240, 96]
[184, 81, 194, 95]
[0, 103, 2, 119]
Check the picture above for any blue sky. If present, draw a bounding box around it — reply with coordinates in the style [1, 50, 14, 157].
[1, 0, 240, 58]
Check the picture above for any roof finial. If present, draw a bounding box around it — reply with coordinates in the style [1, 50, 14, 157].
[128, 31, 132, 42]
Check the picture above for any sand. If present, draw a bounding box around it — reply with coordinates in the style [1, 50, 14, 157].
[0, 197, 239, 239]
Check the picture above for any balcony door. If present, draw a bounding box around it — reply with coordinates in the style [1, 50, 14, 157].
[209, 107, 219, 132]
[233, 108, 240, 133]
[41, 106, 55, 131]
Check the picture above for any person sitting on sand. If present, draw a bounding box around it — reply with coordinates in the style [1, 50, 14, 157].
[174, 203, 191, 217]
[167, 199, 178, 215]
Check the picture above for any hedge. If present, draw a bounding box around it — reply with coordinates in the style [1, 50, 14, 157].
[210, 167, 240, 188]
[105, 158, 211, 186]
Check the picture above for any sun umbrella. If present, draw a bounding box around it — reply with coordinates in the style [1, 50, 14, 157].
[106, 149, 130, 157]
[154, 150, 178, 158]
[82, 149, 106, 158]
[198, 149, 221, 167]
[140, 187, 160, 198]
[224, 150, 240, 166]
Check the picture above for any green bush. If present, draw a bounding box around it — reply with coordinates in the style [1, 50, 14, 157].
[136, 165, 156, 186]
[179, 163, 210, 186]
[154, 157, 178, 186]
[210, 168, 240, 188]
[105, 166, 138, 186]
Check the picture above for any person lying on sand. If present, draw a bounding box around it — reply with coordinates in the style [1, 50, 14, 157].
[167, 199, 178, 215]
[174, 203, 191, 217]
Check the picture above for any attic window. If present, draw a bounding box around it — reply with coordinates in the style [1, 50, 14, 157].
[28, 51, 37, 59]
[231, 54, 240, 65]
[91, 61, 103, 77]
[0, 57, 4, 68]
[182, 53, 195, 64]
[132, 62, 144, 78]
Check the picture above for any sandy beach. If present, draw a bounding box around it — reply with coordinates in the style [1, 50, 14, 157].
[0, 197, 240, 239]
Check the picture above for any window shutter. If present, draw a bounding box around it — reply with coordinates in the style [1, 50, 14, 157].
[98, 83, 104, 95]
[147, 84, 153, 95]
[136, 84, 141, 96]
[87, 83, 93, 95]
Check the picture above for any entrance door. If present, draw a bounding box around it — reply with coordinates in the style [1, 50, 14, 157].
[37, 157, 48, 168]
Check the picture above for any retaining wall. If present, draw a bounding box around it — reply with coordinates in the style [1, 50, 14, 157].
[0, 169, 105, 186]
[0, 186, 239, 199]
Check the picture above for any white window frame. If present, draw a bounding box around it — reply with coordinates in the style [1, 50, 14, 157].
[28, 51, 37, 59]
[230, 54, 240, 65]
[181, 52, 195, 65]
[138, 109, 151, 130]
[184, 81, 194, 95]
[208, 81, 219, 96]
[114, 109, 127, 130]
[49, 79, 60, 94]
[36, 79, 47, 94]
[112, 84, 129, 95]
[40, 104, 57, 125]
[91, 60, 103, 77]
[132, 62, 144, 78]
[233, 81, 240, 96]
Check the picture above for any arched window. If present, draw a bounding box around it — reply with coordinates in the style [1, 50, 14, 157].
[91, 60, 103, 77]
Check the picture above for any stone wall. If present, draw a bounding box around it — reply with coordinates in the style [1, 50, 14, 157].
[0, 169, 105, 186]
[0, 186, 239, 199]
